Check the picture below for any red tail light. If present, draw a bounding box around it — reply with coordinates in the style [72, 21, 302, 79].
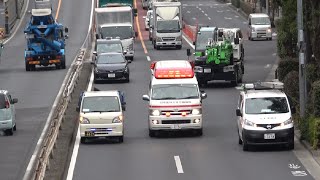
[150, 61, 157, 70]
[189, 61, 195, 68]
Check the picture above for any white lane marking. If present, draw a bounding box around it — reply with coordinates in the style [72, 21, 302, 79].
[235, 15, 239, 18]
[199, 4, 203, 6]
[224, 17, 232, 20]
[264, 64, 271, 68]
[146, 56, 151, 61]
[217, 10, 223, 12]
[208, 17, 211, 20]
[204, 14, 208, 16]
[65, 0, 95, 179]
[187, 11, 190, 13]
[192, 17, 196, 20]
[210, 6, 213, 8]
[174, 156, 184, 173]
[3, 0, 30, 44]
[243, 22, 248, 24]
[182, 34, 195, 49]
[226, 9, 230, 11]
[272, 53, 277, 56]
[201, 10, 204, 13]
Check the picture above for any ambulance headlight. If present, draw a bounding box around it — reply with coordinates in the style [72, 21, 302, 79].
[192, 109, 201, 115]
[150, 110, 160, 116]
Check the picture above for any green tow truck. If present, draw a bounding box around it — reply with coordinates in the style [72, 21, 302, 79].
[193, 27, 244, 87]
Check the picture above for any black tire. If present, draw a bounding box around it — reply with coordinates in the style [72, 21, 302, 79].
[13, 124, 16, 131]
[25, 62, 30, 71]
[176, 45, 182, 50]
[5, 128, 13, 136]
[231, 73, 238, 87]
[287, 136, 294, 150]
[243, 141, 249, 151]
[196, 129, 203, 136]
[118, 136, 124, 143]
[238, 135, 243, 145]
[61, 56, 66, 69]
[149, 129, 156, 137]
[80, 137, 86, 144]
[153, 41, 157, 49]
[125, 76, 130, 83]
[30, 65, 36, 71]
[156, 45, 160, 50]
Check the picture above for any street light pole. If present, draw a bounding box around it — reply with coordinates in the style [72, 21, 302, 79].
[297, 0, 306, 118]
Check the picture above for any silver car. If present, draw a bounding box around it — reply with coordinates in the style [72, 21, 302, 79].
[0, 90, 18, 136]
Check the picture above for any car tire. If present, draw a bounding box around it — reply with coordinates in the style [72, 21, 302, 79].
[149, 129, 156, 137]
[80, 137, 86, 144]
[30, 65, 36, 71]
[118, 136, 124, 143]
[231, 73, 238, 87]
[243, 141, 249, 151]
[238, 135, 243, 145]
[287, 136, 294, 150]
[5, 128, 13, 136]
[196, 129, 203, 136]
[125, 76, 130, 83]
[13, 124, 16, 131]
[25, 62, 30, 71]
[176, 45, 182, 50]
[61, 57, 66, 69]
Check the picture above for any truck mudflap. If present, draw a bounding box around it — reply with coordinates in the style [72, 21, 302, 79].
[195, 62, 243, 86]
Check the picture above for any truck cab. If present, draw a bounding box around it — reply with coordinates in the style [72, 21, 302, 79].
[142, 60, 207, 137]
[152, 1, 182, 50]
[194, 26, 218, 61]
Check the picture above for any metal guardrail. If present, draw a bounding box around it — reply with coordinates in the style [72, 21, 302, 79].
[22, 0, 95, 179]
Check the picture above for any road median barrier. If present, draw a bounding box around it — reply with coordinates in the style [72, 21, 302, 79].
[182, 21, 196, 43]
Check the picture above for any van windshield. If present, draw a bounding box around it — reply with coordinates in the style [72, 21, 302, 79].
[245, 97, 289, 114]
[251, 17, 271, 25]
[82, 96, 120, 112]
[151, 84, 199, 100]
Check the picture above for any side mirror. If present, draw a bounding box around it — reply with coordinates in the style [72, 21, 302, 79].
[65, 27, 68, 33]
[95, 33, 100, 39]
[142, 94, 150, 101]
[187, 48, 191, 57]
[236, 109, 242, 116]
[133, 9, 138, 15]
[234, 38, 239, 45]
[64, 35, 69, 39]
[12, 98, 18, 104]
[0, 43, 3, 48]
[201, 92, 207, 99]
[76, 106, 80, 112]
[93, 51, 97, 56]
[90, 61, 95, 65]
[248, 22, 251, 25]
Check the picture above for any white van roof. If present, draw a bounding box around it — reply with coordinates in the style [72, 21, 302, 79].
[249, 13, 269, 18]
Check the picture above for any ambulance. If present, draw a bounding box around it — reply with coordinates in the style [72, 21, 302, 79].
[142, 60, 207, 137]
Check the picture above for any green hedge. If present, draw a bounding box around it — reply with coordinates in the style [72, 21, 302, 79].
[311, 81, 320, 117]
[231, 0, 240, 8]
[299, 116, 320, 149]
[283, 71, 299, 106]
[240, 1, 253, 15]
[277, 58, 299, 81]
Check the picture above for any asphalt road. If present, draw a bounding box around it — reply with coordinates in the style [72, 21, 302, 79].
[71, 0, 316, 179]
[0, 0, 91, 179]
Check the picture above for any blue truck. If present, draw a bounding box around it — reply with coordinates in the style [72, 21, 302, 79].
[24, 8, 68, 71]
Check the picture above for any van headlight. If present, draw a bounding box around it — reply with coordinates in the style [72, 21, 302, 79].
[251, 27, 256, 32]
[150, 110, 160, 116]
[112, 115, 123, 123]
[192, 109, 201, 115]
[156, 37, 162, 42]
[244, 119, 255, 127]
[80, 116, 90, 124]
[281, 118, 293, 126]
[267, 28, 272, 33]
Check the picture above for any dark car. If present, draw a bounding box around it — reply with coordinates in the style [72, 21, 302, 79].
[92, 52, 131, 83]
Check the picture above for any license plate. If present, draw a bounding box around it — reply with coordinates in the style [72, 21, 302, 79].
[108, 73, 115, 78]
[264, 133, 275, 139]
[85, 131, 95, 137]
[171, 124, 180, 129]
[204, 68, 211, 73]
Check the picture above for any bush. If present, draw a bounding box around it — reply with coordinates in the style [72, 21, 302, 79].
[240, 1, 253, 15]
[299, 116, 320, 149]
[231, 0, 240, 8]
[277, 58, 299, 81]
[311, 81, 320, 117]
[283, 71, 299, 106]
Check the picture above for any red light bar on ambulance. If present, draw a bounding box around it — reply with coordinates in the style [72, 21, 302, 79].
[152, 60, 195, 79]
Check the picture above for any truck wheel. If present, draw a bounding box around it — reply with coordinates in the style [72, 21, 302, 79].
[243, 141, 249, 151]
[30, 65, 36, 71]
[25, 62, 30, 71]
[195, 129, 203, 136]
[118, 136, 124, 143]
[176, 45, 182, 50]
[231, 73, 238, 87]
[13, 124, 16, 131]
[61, 57, 66, 69]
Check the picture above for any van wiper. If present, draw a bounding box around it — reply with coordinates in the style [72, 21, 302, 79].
[183, 96, 199, 99]
[155, 97, 177, 100]
[106, 109, 118, 112]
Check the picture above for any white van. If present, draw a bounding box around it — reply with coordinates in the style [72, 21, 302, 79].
[236, 82, 295, 151]
[247, 13, 272, 41]
[77, 90, 126, 143]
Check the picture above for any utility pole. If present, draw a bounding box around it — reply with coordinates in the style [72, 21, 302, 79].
[266, 0, 269, 15]
[297, 0, 306, 118]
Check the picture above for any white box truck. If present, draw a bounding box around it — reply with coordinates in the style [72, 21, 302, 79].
[151, 1, 182, 50]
